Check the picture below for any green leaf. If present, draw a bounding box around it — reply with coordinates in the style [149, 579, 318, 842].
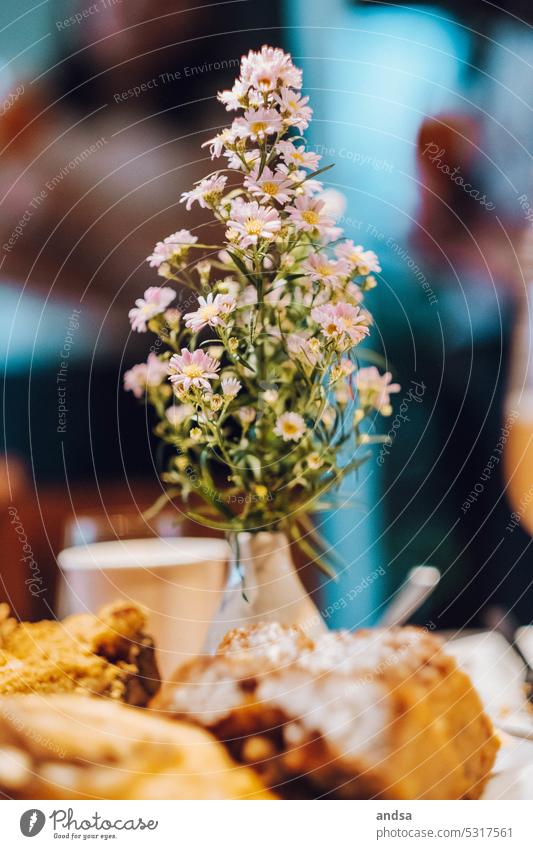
[199, 448, 218, 490]
[184, 510, 237, 531]
[357, 434, 392, 445]
[142, 488, 182, 521]
[245, 453, 262, 481]
[306, 162, 335, 181]
[194, 472, 235, 521]
[296, 513, 346, 572]
[227, 250, 252, 281]
[287, 521, 337, 580]
[355, 349, 389, 370]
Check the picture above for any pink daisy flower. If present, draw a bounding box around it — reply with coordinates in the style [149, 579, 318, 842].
[335, 240, 382, 274]
[168, 348, 220, 392]
[298, 177, 324, 198]
[277, 140, 321, 171]
[287, 196, 334, 236]
[124, 353, 168, 398]
[320, 225, 344, 245]
[221, 376, 242, 398]
[274, 87, 312, 132]
[180, 174, 227, 211]
[217, 79, 248, 111]
[128, 286, 176, 332]
[340, 358, 356, 376]
[240, 46, 302, 92]
[303, 253, 347, 286]
[224, 147, 261, 171]
[183, 293, 236, 332]
[228, 200, 281, 247]
[244, 165, 295, 204]
[356, 367, 400, 411]
[202, 127, 238, 158]
[234, 107, 283, 141]
[320, 188, 347, 219]
[238, 407, 256, 425]
[166, 403, 195, 426]
[286, 333, 321, 366]
[274, 412, 307, 442]
[345, 282, 364, 304]
[311, 302, 370, 346]
[146, 230, 198, 268]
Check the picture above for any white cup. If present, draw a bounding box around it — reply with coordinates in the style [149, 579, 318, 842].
[57, 537, 230, 679]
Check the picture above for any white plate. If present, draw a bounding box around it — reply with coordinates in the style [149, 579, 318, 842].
[483, 735, 533, 799]
[446, 631, 528, 721]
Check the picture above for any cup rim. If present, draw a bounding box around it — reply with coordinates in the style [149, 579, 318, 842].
[57, 536, 230, 571]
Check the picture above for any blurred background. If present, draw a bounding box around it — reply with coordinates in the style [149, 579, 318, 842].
[1, 0, 533, 630]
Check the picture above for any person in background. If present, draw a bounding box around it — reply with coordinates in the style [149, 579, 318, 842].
[1, 0, 280, 480]
[375, 112, 532, 628]
[0, 0, 280, 615]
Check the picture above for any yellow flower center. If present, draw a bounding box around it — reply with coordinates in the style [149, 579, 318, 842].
[183, 364, 204, 378]
[326, 322, 338, 335]
[250, 121, 267, 134]
[293, 152, 304, 162]
[245, 218, 264, 236]
[204, 190, 221, 205]
[317, 263, 331, 276]
[283, 422, 299, 435]
[261, 181, 279, 196]
[199, 304, 219, 320]
[301, 210, 319, 226]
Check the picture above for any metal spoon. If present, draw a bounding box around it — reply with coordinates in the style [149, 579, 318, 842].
[378, 565, 441, 627]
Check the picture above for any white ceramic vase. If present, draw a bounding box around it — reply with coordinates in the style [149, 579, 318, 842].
[203, 530, 326, 652]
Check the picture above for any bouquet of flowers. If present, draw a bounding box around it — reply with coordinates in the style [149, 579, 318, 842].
[124, 45, 399, 574]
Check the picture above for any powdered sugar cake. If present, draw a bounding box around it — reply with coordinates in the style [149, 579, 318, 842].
[0, 601, 159, 705]
[217, 621, 314, 662]
[154, 623, 499, 799]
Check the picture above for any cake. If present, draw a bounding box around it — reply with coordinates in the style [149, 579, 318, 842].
[153, 623, 499, 799]
[0, 601, 159, 705]
[0, 694, 274, 799]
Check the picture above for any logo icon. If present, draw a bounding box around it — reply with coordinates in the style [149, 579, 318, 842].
[20, 810, 46, 837]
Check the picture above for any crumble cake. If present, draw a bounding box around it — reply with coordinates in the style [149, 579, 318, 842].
[0, 600, 159, 705]
[154, 623, 499, 799]
[0, 694, 274, 799]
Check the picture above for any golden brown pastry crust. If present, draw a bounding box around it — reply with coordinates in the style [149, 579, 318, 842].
[0, 601, 159, 705]
[0, 694, 274, 799]
[154, 623, 499, 799]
